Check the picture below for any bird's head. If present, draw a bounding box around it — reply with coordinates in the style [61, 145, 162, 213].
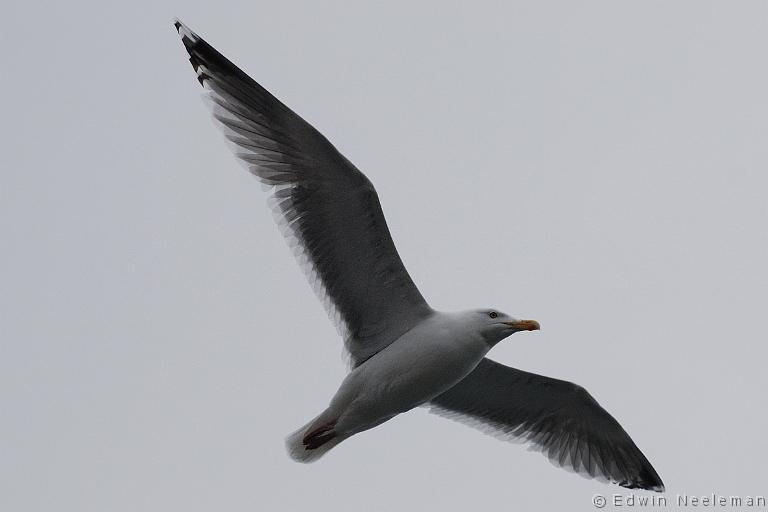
[470, 309, 540, 346]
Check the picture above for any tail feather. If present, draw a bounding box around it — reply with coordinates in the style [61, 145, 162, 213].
[285, 416, 348, 463]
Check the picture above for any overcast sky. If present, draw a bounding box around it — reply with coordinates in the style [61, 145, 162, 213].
[2, 1, 767, 510]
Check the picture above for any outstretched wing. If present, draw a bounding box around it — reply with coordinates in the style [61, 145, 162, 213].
[428, 358, 664, 491]
[174, 20, 432, 365]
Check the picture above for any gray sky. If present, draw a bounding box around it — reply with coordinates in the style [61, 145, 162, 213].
[2, 1, 767, 510]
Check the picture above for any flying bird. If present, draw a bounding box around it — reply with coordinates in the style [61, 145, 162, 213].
[173, 20, 664, 492]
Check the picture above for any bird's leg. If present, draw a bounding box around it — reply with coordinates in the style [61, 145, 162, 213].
[302, 420, 338, 450]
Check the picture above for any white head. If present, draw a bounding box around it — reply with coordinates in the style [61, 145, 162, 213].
[466, 309, 540, 346]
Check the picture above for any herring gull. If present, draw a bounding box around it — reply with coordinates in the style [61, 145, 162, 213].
[173, 20, 664, 492]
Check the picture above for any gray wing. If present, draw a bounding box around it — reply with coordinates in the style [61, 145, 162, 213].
[428, 358, 664, 492]
[174, 21, 432, 365]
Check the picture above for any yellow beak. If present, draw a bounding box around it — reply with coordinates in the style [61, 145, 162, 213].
[503, 319, 540, 331]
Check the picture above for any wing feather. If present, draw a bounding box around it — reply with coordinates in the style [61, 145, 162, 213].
[174, 20, 432, 364]
[428, 358, 664, 491]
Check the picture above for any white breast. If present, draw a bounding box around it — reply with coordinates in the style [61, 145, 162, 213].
[330, 311, 491, 435]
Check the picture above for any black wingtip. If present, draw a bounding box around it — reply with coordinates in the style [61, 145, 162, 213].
[172, 18, 188, 35]
[639, 457, 665, 493]
[172, 18, 200, 46]
[620, 481, 665, 493]
[643, 476, 666, 494]
[619, 464, 665, 492]
[172, 19, 208, 87]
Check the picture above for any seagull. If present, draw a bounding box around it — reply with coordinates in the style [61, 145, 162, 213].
[173, 20, 664, 492]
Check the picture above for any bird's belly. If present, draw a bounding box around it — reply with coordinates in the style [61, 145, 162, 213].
[333, 333, 488, 434]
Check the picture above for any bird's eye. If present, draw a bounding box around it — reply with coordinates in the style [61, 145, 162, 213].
[489, 311, 498, 319]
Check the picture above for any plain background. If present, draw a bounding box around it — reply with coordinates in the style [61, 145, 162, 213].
[2, 1, 767, 510]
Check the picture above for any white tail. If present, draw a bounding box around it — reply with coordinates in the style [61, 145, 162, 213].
[285, 415, 349, 463]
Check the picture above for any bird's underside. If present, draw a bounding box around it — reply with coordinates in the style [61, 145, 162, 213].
[173, 19, 664, 492]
